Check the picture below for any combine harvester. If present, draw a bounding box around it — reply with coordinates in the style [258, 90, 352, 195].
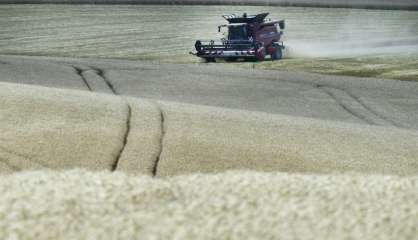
[191, 13, 285, 62]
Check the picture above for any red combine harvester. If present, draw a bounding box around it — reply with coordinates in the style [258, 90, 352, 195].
[191, 13, 285, 62]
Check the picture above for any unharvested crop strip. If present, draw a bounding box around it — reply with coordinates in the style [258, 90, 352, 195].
[152, 105, 166, 177]
[72, 66, 92, 91]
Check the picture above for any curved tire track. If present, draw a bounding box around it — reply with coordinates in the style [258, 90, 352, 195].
[316, 84, 401, 127]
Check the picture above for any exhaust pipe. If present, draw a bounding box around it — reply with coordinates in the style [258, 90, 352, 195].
[278, 20, 285, 30]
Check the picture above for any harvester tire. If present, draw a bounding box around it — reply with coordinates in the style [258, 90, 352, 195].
[195, 40, 202, 52]
[271, 45, 283, 60]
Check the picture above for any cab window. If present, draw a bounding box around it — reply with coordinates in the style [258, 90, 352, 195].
[228, 25, 248, 40]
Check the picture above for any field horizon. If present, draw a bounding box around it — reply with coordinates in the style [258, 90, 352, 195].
[0, 0, 417, 11]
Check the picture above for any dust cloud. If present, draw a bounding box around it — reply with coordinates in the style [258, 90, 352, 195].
[285, 10, 418, 58]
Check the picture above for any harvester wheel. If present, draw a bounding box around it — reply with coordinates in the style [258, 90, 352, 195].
[271, 45, 283, 60]
[195, 40, 202, 52]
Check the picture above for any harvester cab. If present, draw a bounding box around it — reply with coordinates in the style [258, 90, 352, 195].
[191, 12, 285, 62]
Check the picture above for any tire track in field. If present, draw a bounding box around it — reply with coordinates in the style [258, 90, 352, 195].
[316, 84, 401, 127]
